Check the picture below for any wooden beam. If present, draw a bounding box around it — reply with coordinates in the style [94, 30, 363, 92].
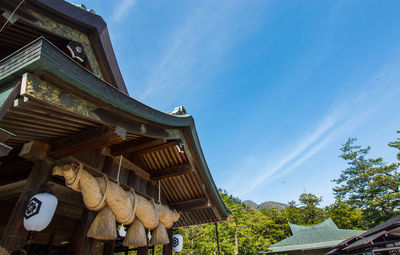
[114, 156, 151, 182]
[150, 164, 192, 181]
[55, 201, 83, 220]
[48, 126, 126, 159]
[47, 182, 83, 209]
[134, 141, 177, 156]
[168, 197, 209, 211]
[1, 10, 19, 26]
[110, 139, 166, 155]
[0, 160, 53, 253]
[102, 147, 151, 181]
[0, 177, 82, 220]
[0, 180, 26, 201]
[94, 108, 173, 140]
[0, 2, 38, 23]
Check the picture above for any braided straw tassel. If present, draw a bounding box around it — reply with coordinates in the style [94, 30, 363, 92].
[122, 218, 147, 247]
[150, 222, 169, 245]
[87, 206, 117, 240]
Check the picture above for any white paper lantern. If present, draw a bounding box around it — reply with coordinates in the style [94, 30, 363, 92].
[23, 193, 58, 232]
[172, 234, 183, 253]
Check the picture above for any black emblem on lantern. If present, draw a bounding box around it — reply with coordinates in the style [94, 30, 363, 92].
[25, 197, 42, 219]
[172, 236, 179, 248]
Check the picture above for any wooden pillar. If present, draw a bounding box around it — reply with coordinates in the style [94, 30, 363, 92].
[137, 246, 148, 255]
[0, 160, 53, 253]
[67, 209, 97, 255]
[163, 229, 173, 255]
[215, 222, 220, 255]
[102, 240, 115, 255]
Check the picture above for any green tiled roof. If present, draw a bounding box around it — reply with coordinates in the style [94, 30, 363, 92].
[268, 218, 365, 253]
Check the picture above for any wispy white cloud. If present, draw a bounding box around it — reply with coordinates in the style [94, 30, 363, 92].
[245, 110, 340, 193]
[228, 61, 400, 197]
[111, 0, 136, 24]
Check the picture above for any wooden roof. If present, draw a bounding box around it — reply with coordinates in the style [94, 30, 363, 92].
[268, 219, 365, 254]
[361, 214, 400, 237]
[326, 215, 400, 255]
[0, 37, 228, 226]
[1, 0, 127, 93]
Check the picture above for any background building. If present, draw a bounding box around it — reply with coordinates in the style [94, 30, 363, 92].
[264, 218, 364, 255]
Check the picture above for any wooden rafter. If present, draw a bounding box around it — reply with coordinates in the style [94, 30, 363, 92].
[168, 197, 209, 211]
[150, 163, 192, 181]
[110, 138, 166, 155]
[134, 141, 177, 156]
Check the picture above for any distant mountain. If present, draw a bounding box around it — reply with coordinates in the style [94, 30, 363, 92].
[243, 200, 258, 208]
[242, 200, 288, 210]
[259, 201, 288, 210]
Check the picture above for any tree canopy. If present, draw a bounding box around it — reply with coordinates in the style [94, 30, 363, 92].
[333, 137, 400, 226]
[173, 132, 400, 255]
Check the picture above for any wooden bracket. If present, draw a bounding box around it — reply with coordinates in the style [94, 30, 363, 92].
[19, 141, 49, 161]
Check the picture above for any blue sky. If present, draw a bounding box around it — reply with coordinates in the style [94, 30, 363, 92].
[79, 0, 400, 205]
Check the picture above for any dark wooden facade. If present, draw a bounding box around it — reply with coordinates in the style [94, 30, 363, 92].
[0, 1, 228, 254]
[326, 215, 400, 255]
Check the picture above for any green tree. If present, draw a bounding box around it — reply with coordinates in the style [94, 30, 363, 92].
[180, 192, 280, 255]
[260, 207, 290, 243]
[284, 201, 302, 225]
[298, 193, 325, 225]
[389, 131, 400, 160]
[325, 198, 366, 229]
[333, 137, 400, 226]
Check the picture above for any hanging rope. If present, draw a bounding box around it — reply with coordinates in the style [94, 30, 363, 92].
[158, 180, 161, 203]
[117, 155, 123, 186]
[0, 0, 25, 33]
